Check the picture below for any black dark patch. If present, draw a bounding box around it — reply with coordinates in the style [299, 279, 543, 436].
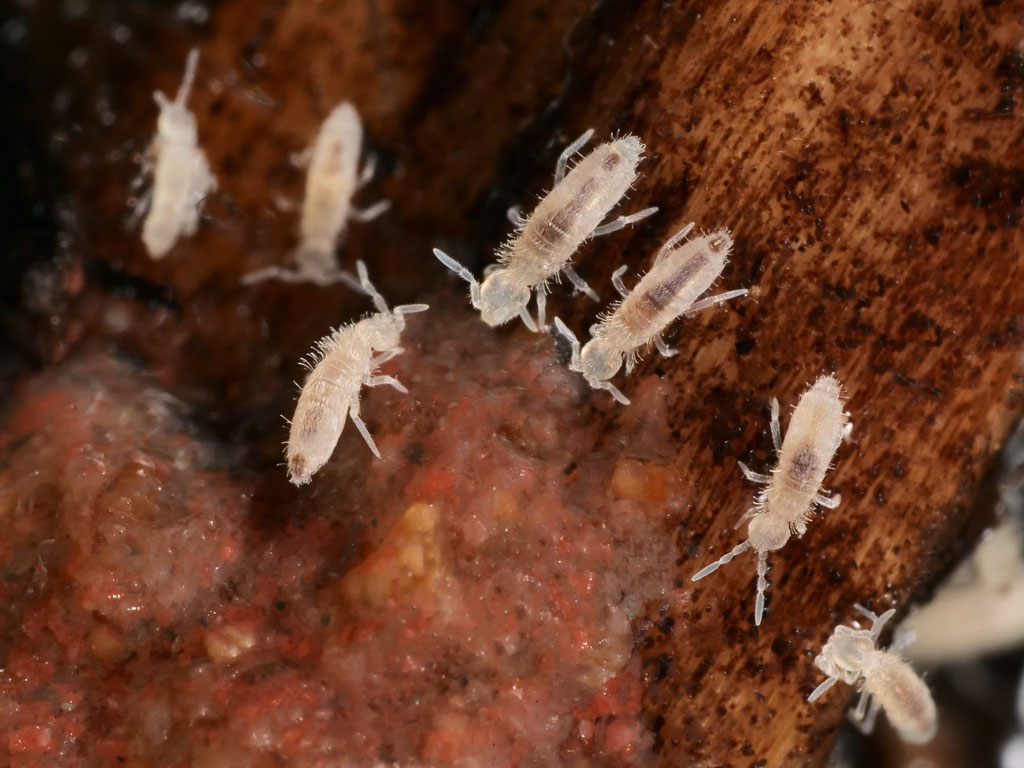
[550, 323, 574, 364]
[789, 445, 818, 483]
[949, 156, 1024, 226]
[735, 336, 756, 356]
[86, 260, 181, 312]
[405, 441, 426, 466]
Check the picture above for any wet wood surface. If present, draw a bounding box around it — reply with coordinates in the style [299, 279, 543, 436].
[7, 0, 1024, 765]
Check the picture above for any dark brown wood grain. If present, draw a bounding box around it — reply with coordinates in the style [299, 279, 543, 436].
[22, 0, 1024, 765]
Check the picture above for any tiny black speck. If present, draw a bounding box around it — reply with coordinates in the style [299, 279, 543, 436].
[405, 441, 426, 466]
[735, 337, 756, 356]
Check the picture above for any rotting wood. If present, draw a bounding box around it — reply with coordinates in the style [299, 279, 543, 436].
[11, 0, 1024, 765]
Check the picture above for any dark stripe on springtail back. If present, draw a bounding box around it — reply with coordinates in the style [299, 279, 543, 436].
[788, 445, 818, 484]
[643, 251, 709, 312]
[533, 177, 600, 248]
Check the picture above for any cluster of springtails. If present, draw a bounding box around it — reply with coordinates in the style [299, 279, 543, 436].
[139, 50, 937, 747]
[690, 376, 936, 743]
[432, 130, 746, 405]
[137, 51, 424, 484]
[138, 49, 386, 284]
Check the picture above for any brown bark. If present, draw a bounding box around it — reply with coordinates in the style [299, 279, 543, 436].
[14, 0, 1024, 765]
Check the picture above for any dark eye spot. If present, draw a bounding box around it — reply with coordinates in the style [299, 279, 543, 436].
[602, 150, 622, 171]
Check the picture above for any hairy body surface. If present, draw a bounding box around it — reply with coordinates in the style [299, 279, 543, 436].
[286, 262, 427, 485]
[809, 604, 937, 745]
[434, 129, 657, 331]
[692, 375, 847, 624]
[554, 223, 746, 404]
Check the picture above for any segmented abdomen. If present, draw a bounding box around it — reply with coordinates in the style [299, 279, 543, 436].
[608, 229, 732, 350]
[765, 375, 846, 526]
[499, 137, 643, 284]
[286, 327, 371, 484]
[864, 653, 937, 745]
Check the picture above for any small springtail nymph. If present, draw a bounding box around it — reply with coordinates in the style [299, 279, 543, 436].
[243, 102, 389, 286]
[140, 48, 217, 259]
[433, 129, 657, 331]
[552, 222, 747, 404]
[285, 261, 428, 485]
[808, 604, 937, 745]
[691, 374, 848, 625]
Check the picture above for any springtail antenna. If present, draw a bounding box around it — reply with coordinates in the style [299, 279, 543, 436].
[691, 540, 752, 581]
[433, 248, 482, 310]
[177, 48, 201, 106]
[355, 260, 388, 314]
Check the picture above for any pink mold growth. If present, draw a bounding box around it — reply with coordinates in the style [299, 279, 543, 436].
[0, 354, 249, 640]
[0, 353, 251, 765]
[0, 310, 695, 767]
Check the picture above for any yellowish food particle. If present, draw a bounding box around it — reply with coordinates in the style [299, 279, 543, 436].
[611, 457, 667, 502]
[88, 624, 126, 662]
[493, 491, 519, 524]
[205, 623, 256, 663]
[341, 503, 444, 608]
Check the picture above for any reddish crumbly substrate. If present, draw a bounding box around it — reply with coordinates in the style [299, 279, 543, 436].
[0, 311, 691, 766]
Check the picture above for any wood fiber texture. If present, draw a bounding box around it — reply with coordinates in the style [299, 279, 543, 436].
[23, 0, 1024, 766]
